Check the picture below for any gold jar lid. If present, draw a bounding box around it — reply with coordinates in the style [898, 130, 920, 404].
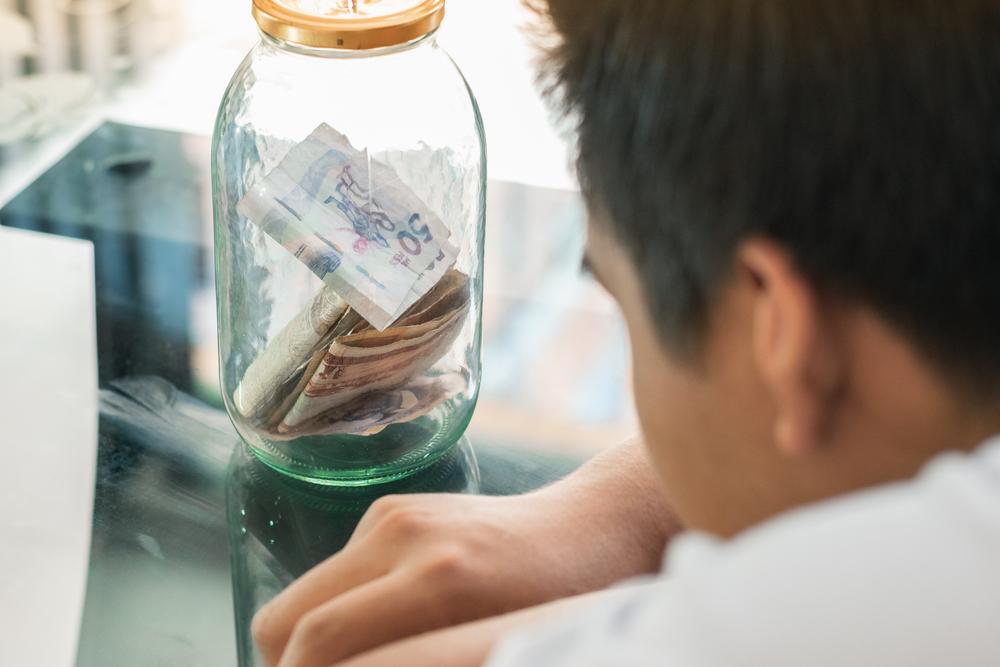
[252, 0, 446, 50]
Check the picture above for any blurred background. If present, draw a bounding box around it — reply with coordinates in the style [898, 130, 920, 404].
[0, 0, 575, 190]
[0, 0, 639, 458]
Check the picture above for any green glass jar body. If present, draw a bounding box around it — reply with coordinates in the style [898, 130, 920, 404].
[212, 31, 486, 486]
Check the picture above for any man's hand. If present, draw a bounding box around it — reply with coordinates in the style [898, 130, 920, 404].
[253, 439, 680, 667]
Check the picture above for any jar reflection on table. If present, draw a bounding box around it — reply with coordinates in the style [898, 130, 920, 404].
[212, 0, 487, 486]
[226, 437, 480, 667]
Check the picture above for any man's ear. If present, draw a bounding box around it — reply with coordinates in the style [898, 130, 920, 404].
[737, 239, 844, 457]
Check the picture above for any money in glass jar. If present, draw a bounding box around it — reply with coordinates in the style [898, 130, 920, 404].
[213, 0, 485, 485]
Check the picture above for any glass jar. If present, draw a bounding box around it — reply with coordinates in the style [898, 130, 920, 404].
[212, 0, 486, 486]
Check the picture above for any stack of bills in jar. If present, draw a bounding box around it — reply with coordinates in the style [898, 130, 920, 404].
[232, 124, 470, 437]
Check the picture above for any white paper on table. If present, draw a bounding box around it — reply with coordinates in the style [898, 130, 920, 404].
[0, 227, 97, 667]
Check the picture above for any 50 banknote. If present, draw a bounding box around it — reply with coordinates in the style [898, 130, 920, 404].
[237, 123, 458, 331]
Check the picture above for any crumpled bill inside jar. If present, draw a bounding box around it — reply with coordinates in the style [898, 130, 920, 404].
[235, 269, 470, 438]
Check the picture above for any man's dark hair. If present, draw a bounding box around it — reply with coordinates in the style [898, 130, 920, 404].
[534, 0, 1000, 394]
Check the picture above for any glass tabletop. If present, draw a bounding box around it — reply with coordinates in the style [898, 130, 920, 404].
[0, 122, 631, 665]
[0, 122, 635, 455]
[78, 374, 578, 666]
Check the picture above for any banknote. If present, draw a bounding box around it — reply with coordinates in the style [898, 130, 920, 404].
[234, 284, 349, 421]
[278, 271, 471, 430]
[237, 123, 458, 330]
[235, 269, 471, 438]
[256, 308, 364, 429]
[273, 371, 468, 438]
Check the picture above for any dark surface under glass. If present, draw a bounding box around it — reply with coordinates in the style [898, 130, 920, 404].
[0, 123, 583, 666]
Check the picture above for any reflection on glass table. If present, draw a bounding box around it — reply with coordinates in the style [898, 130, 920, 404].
[228, 435, 480, 666]
[84, 374, 576, 666]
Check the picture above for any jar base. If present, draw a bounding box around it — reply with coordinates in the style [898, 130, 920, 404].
[245, 435, 466, 486]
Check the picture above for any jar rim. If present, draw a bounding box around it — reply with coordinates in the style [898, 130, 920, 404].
[252, 0, 445, 51]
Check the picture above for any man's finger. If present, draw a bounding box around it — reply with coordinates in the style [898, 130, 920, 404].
[254, 547, 388, 667]
[333, 612, 524, 667]
[278, 568, 456, 667]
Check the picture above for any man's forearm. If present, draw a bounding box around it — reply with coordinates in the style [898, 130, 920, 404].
[537, 437, 682, 578]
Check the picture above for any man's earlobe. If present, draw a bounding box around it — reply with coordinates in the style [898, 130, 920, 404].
[739, 239, 844, 457]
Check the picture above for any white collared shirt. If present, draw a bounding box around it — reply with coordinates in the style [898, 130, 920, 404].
[487, 438, 1000, 666]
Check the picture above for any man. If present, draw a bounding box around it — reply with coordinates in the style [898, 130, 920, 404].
[252, 1, 1000, 665]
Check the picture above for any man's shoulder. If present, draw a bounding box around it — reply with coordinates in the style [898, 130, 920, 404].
[669, 437, 1000, 588]
[489, 440, 1000, 667]
[753, 436, 1000, 544]
[653, 439, 1000, 663]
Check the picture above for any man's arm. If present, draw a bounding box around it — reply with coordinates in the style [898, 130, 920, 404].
[254, 438, 682, 667]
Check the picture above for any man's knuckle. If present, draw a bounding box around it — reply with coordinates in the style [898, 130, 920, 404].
[423, 546, 470, 581]
[367, 494, 403, 518]
[250, 605, 279, 648]
[378, 505, 428, 536]
[293, 608, 332, 647]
